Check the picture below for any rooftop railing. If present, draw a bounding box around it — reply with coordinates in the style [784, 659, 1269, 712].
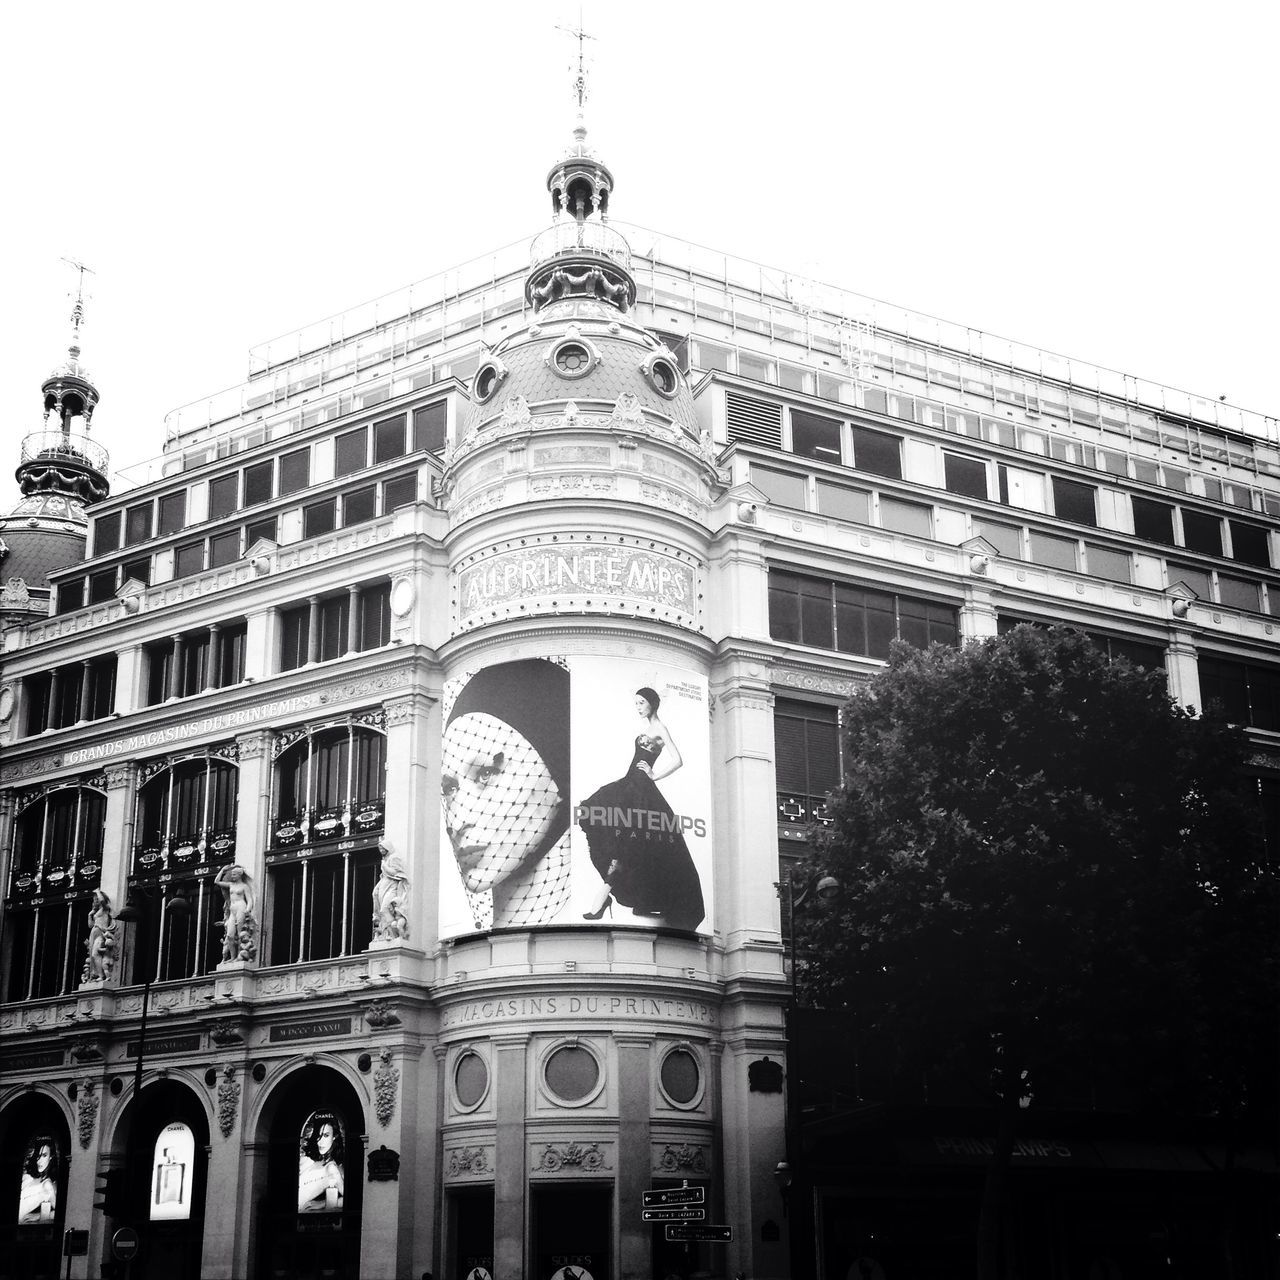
[528, 218, 632, 270]
[19, 429, 109, 476]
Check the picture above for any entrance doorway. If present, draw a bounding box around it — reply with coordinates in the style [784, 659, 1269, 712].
[532, 1183, 611, 1280]
[449, 1186, 494, 1279]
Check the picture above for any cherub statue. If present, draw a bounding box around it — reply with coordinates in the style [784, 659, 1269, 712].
[82, 889, 117, 982]
[214, 865, 257, 962]
[371, 842, 410, 942]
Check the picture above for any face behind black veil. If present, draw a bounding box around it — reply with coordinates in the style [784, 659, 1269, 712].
[445, 658, 572, 860]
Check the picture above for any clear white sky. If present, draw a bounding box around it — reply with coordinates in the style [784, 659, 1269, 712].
[2, 0, 1276, 492]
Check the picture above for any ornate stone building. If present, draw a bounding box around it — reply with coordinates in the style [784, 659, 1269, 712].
[1, 90, 1277, 1280]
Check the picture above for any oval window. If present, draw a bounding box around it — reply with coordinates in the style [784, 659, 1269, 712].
[649, 358, 679, 397]
[553, 342, 593, 378]
[544, 1044, 600, 1103]
[454, 1051, 489, 1109]
[473, 362, 501, 402]
[659, 1047, 701, 1105]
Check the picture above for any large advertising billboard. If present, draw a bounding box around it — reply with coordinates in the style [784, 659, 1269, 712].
[150, 1122, 195, 1221]
[17, 1136, 59, 1224]
[439, 656, 712, 938]
[297, 1111, 346, 1214]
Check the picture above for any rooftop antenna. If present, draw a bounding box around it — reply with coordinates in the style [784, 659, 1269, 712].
[556, 12, 595, 127]
[59, 256, 95, 349]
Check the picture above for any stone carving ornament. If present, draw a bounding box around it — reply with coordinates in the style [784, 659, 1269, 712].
[446, 1145, 491, 1177]
[214, 865, 257, 961]
[535, 1141, 608, 1172]
[217, 1066, 240, 1138]
[77, 1080, 98, 1148]
[82, 889, 117, 982]
[371, 842, 410, 942]
[373, 1049, 399, 1128]
[657, 1142, 708, 1174]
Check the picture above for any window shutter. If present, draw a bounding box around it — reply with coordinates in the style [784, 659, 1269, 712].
[727, 392, 783, 448]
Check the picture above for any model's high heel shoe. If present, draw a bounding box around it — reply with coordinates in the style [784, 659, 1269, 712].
[582, 894, 613, 921]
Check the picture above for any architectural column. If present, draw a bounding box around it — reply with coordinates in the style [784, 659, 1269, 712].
[616, 1034, 653, 1280]
[167, 633, 185, 700]
[227, 730, 273, 968]
[77, 659, 93, 723]
[202, 1061, 250, 1280]
[958, 572, 999, 641]
[99, 762, 137, 937]
[492, 1034, 529, 1280]
[346, 584, 361, 655]
[114, 645, 144, 716]
[1166, 628, 1202, 711]
[206, 622, 222, 692]
[306, 597, 320, 665]
[380, 689, 436, 950]
[45, 667, 59, 731]
[243, 608, 273, 682]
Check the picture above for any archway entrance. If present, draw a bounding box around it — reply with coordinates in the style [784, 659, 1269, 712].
[255, 1065, 364, 1280]
[118, 1079, 209, 1280]
[0, 1094, 71, 1280]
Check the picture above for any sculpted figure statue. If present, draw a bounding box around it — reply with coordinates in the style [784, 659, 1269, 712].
[82, 889, 117, 982]
[371, 842, 411, 941]
[214, 865, 257, 962]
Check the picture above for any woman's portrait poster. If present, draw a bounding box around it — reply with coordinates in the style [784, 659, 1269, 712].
[297, 1111, 345, 1214]
[17, 1135, 59, 1224]
[570, 656, 712, 934]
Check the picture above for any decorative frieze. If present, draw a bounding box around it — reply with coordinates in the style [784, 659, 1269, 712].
[445, 1145, 493, 1179]
[533, 1141, 611, 1174]
[653, 1141, 710, 1176]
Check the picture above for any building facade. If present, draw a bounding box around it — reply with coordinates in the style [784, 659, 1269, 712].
[1, 107, 1278, 1280]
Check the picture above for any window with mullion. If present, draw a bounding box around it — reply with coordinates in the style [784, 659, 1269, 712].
[774, 700, 841, 825]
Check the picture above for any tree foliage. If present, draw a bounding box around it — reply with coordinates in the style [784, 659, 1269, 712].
[802, 625, 1278, 1120]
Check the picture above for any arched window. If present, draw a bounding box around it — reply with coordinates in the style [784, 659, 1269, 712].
[3, 780, 107, 1000]
[268, 717, 386, 965]
[130, 748, 240, 983]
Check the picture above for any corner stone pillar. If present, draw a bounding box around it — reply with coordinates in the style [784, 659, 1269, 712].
[381, 690, 437, 947]
[101, 761, 137, 920]
[616, 1034, 653, 1280]
[228, 729, 273, 965]
[202, 1064, 250, 1280]
[1166, 629, 1202, 711]
[958, 577, 999, 641]
[492, 1033, 529, 1279]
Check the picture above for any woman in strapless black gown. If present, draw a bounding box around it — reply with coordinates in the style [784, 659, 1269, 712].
[577, 687, 705, 931]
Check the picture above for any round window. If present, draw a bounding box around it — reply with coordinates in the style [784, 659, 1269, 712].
[553, 342, 593, 378]
[659, 1047, 701, 1105]
[473, 362, 500, 402]
[649, 358, 679, 397]
[454, 1051, 489, 1109]
[544, 1044, 600, 1103]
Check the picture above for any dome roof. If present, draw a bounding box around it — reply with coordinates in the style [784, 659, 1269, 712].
[462, 301, 697, 441]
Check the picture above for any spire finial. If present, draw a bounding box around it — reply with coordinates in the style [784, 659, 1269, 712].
[556, 13, 595, 130]
[59, 256, 94, 352]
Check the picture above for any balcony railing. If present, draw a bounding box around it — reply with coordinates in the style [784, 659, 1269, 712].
[133, 825, 237, 877]
[529, 219, 632, 271]
[19, 429, 109, 475]
[271, 795, 385, 850]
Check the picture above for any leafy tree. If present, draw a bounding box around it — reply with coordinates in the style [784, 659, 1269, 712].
[799, 625, 1279, 1279]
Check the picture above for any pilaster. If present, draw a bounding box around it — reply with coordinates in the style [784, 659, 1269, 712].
[492, 1033, 529, 1280]
[1167, 629, 1202, 711]
[380, 690, 437, 950]
[616, 1034, 653, 1280]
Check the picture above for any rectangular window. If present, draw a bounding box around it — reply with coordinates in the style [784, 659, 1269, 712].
[1218, 576, 1261, 612]
[174, 542, 205, 578]
[1199, 655, 1280, 730]
[1181, 510, 1223, 556]
[750, 466, 807, 510]
[850, 426, 902, 479]
[1168, 563, 1212, 599]
[1051, 476, 1097, 526]
[774, 700, 841, 825]
[56, 579, 85, 614]
[1028, 531, 1078, 571]
[768, 573, 833, 648]
[815, 481, 871, 524]
[218, 621, 248, 687]
[1084, 544, 1131, 584]
[1230, 520, 1271, 568]
[278, 448, 310, 496]
[413, 402, 447, 453]
[243, 460, 274, 506]
[303, 499, 337, 538]
[145, 639, 172, 706]
[245, 516, 277, 547]
[334, 426, 368, 477]
[158, 491, 187, 536]
[122, 557, 150, 587]
[280, 605, 309, 672]
[124, 503, 153, 546]
[89, 569, 118, 604]
[879, 496, 933, 539]
[359, 583, 392, 650]
[382, 473, 417, 511]
[342, 486, 377, 527]
[317, 596, 349, 662]
[791, 410, 842, 464]
[943, 453, 988, 499]
[209, 529, 241, 568]
[1132, 496, 1176, 545]
[373, 415, 407, 463]
[85, 657, 117, 720]
[208, 473, 239, 520]
[92, 512, 121, 556]
[973, 518, 1022, 559]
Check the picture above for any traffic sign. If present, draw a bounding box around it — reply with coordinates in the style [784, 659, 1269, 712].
[642, 1186, 705, 1208]
[641, 1206, 706, 1223]
[665, 1224, 733, 1242]
[112, 1226, 141, 1261]
[63, 1230, 89, 1257]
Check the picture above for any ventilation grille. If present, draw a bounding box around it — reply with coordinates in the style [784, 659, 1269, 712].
[726, 392, 783, 449]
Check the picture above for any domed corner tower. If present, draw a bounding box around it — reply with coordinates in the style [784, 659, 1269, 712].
[440, 104, 724, 637]
[0, 273, 110, 626]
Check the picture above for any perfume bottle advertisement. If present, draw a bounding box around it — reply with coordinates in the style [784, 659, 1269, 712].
[150, 1121, 195, 1221]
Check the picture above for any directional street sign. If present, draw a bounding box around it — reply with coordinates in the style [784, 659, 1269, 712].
[642, 1186, 706, 1208]
[641, 1206, 707, 1223]
[665, 1224, 734, 1243]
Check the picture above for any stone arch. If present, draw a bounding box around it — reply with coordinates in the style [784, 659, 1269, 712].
[0, 1086, 77, 1277]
